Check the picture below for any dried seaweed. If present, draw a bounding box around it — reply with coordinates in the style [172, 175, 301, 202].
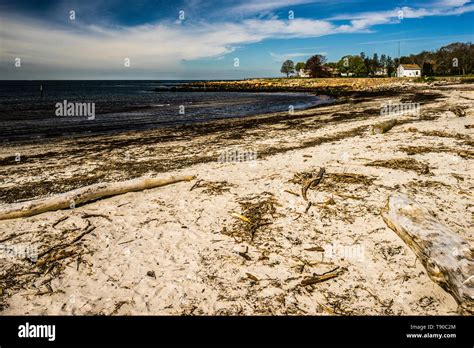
[0, 217, 95, 311]
[366, 158, 430, 175]
[190, 180, 235, 195]
[400, 146, 474, 159]
[225, 192, 281, 243]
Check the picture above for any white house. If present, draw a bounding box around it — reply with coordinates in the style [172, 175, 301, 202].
[298, 69, 311, 77]
[397, 64, 421, 77]
[373, 67, 388, 76]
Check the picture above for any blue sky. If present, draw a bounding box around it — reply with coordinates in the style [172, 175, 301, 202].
[0, 0, 473, 79]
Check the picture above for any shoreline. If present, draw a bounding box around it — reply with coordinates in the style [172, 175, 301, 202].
[0, 80, 472, 315]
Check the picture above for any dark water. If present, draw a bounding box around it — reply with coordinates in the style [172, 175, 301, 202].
[0, 80, 328, 142]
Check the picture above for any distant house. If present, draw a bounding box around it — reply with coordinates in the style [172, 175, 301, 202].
[298, 69, 311, 78]
[326, 66, 339, 77]
[373, 67, 388, 76]
[397, 64, 421, 77]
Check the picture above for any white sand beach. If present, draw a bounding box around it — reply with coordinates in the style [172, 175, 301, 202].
[0, 81, 472, 315]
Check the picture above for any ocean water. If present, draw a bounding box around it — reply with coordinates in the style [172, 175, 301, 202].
[0, 80, 327, 142]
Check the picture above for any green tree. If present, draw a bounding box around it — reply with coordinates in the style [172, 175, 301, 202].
[280, 60, 295, 77]
[336, 55, 367, 76]
[386, 56, 395, 77]
[295, 62, 306, 72]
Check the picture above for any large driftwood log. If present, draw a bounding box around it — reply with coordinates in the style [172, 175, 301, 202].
[372, 119, 396, 134]
[382, 194, 474, 314]
[0, 175, 195, 221]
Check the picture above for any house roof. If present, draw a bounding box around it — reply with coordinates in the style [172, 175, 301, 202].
[400, 64, 421, 70]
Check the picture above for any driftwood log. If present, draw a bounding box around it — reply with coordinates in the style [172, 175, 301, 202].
[382, 194, 474, 314]
[372, 119, 396, 134]
[0, 175, 195, 221]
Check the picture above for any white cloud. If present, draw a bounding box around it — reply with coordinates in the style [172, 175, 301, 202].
[223, 0, 321, 15]
[329, 1, 474, 21]
[269, 51, 327, 62]
[1, 0, 473, 77]
[0, 16, 351, 74]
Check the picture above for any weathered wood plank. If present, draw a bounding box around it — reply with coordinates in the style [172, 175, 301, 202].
[382, 194, 474, 315]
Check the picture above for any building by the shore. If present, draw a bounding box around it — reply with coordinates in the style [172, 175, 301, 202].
[298, 69, 311, 77]
[373, 67, 388, 76]
[397, 64, 421, 77]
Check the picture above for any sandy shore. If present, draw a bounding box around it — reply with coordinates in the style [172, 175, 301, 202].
[0, 81, 472, 315]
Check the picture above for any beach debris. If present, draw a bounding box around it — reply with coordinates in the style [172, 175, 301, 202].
[289, 169, 376, 220]
[419, 296, 435, 308]
[231, 212, 251, 223]
[372, 119, 396, 134]
[283, 189, 300, 197]
[399, 145, 474, 159]
[324, 197, 336, 205]
[323, 172, 376, 187]
[357, 285, 394, 309]
[237, 246, 252, 261]
[238, 251, 252, 261]
[300, 267, 343, 286]
[52, 216, 69, 228]
[302, 167, 325, 201]
[190, 179, 235, 195]
[449, 106, 466, 117]
[81, 213, 112, 222]
[36, 222, 96, 266]
[246, 273, 259, 281]
[304, 246, 325, 252]
[0, 175, 196, 220]
[146, 271, 156, 278]
[189, 179, 203, 191]
[366, 158, 430, 175]
[0, 216, 97, 311]
[36, 249, 77, 267]
[292, 169, 374, 190]
[289, 167, 326, 202]
[408, 128, 468, 141]
[225, 192, 280, 243]
[382, 193, 474, 315]
[118, 239, 135, 245]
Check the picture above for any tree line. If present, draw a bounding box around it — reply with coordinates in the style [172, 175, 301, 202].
[280, 42, 473, 78]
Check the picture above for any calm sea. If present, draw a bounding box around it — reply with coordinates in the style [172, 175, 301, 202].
[0, 80, 327, 142]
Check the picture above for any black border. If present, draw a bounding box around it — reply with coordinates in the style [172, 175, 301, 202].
[1, 315, 472, 346]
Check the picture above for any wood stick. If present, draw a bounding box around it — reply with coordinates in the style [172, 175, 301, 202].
[372, 119, 396, 134]
[382, 194, 474, 315]
[302, 167, 325, 201]
[0, 175, 195, 221]
[301, 272, 339, 286]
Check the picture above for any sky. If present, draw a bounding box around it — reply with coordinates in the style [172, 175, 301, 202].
[0, 0, 473, 79]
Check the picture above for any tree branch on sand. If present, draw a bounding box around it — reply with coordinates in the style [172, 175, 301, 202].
[0, 175, 196, 221]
